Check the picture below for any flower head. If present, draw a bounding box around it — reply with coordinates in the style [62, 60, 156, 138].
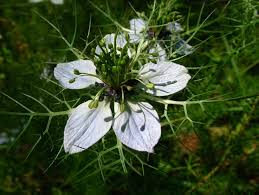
[54, 33, 191, 154]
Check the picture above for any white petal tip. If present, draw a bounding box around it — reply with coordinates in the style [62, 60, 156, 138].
[146, 148, 154, 153]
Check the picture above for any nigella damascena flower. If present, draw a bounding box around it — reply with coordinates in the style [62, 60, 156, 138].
[54, 33, 191, 154]
[29, 0, 63, 5]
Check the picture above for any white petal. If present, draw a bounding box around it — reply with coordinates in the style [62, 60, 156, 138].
[54, 59, 101, 89]
[50, 0, 64, 4]
[139, 61, 191, 96]
[64, 100, 113, 154]
[113, 101, 161, 152]
[129, 18, 147, 43]
[130, 18, 147, 33]
[95, 33, 127, 55]
[148, 44, 167, 62]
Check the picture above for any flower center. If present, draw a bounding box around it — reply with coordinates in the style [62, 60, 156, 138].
[94, 38, 134, 90]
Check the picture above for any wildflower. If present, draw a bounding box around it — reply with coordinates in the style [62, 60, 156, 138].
[54, 34, 191, 154]
[29, 0, 64, 5]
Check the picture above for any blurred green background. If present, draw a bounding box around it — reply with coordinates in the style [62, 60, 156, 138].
[0, 0, 258, 194]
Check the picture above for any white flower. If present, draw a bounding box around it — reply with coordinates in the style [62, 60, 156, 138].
[54, 35, 191, 154]
[129, 18, 167, 62]
[29, 0, 64, 5]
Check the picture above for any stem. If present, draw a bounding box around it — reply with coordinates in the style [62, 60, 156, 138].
[0, 110, 70, 117]
[142, 94, 259, 106]
[117, 139, 127, 173]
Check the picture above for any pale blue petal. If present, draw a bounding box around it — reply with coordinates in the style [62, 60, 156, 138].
[54, 59, 101, 89]
[64, 100, 112, 154]
[113, 101, 161, 152]
[139, 61, 191, 96]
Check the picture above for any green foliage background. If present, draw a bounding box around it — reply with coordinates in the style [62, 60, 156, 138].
[0, 0, 258, 194]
